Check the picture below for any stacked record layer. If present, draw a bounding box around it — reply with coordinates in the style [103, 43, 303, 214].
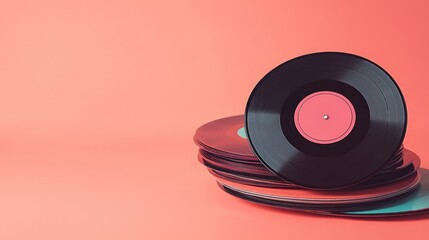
[194, 115, 427, 217]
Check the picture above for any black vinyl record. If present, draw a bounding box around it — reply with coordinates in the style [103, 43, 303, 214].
[245, 52, 407, 189]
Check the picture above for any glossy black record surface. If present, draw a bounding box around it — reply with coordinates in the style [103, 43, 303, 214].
[245, 52, 407, 189]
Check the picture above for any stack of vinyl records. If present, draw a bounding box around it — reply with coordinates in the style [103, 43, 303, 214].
[194, 52, 429, 217]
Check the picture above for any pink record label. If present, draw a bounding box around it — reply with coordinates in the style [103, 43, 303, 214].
[294, 91, 356, 144]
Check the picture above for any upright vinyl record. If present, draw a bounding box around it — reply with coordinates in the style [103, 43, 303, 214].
[245, 52, 407, 189]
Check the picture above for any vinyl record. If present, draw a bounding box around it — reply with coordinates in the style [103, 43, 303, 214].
[209, 168, 297, 188]
[194, 115, 256, 159]
[208, 148, 419, 189]
[198, 150, 268, 173]
[245, 52, 407, 189]
[197, 152, 278, 178]
[215, 170, 419, 204]
[200, 149, 260, 165]
[217, 172, 420, 212]
[198, 136, 413, 188]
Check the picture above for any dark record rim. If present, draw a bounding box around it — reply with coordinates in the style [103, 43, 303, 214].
[245, 52, 407, 189]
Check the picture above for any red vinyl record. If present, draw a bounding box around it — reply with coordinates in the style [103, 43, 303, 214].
[194, 115, 256, 159]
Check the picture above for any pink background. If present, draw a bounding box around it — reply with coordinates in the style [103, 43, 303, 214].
[1, 0, 429, 239]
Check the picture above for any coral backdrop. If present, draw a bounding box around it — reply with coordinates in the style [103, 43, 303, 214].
[0, 0, 429, 239]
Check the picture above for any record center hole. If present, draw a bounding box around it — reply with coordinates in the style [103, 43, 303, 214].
[323, 114, 329, 120]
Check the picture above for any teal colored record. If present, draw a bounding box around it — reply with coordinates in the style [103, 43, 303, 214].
[341, 168, 429, 216]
